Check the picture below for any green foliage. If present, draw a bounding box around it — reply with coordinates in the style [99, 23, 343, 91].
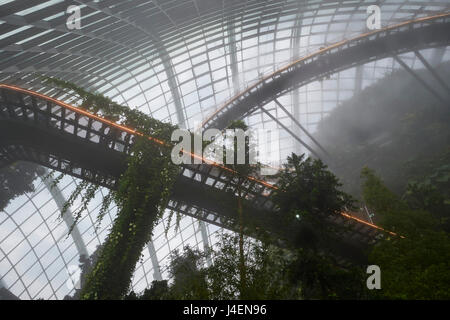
[403, 149, 450, 231]
[0, 162, 44, 212]
[270, 153, 366, 299]
[361, 167, 437, 235]
[361, 168, 450, 299]
[42, 77, 175, 136]
[360, 167, 402, 214]
[221, 120, 263, 299]
[288, 248, 367, 300]
[125, 248, 209, 300]
[64, 246, 102, 300]
[80, 133, 178, 300]
[168, 247, 210, 300]
[272, 153, 354, 224]
[137, 280, 171, 300]
[222, 120, 260, 178]
[124, 153, 367, 301]
[206, 233, 297, 300]
[42, 76, 178, 228]
[369, 230, 450, 299]
[309, 65, 450, 299]
[127, 234, 298, 300]
[314, 64, 450, 198]
[126, 232, 365, 301]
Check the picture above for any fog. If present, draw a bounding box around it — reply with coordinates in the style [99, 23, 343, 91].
[314, 62, 450, 198]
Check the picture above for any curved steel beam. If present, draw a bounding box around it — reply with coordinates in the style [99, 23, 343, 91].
[41, 168, 89, 258]
[1, 12, 152, 105]
[74, 0, 186, 127]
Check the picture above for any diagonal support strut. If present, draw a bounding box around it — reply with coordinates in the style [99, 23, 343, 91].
[394, 56, 448, 105]
[274, 98, 330, 158]
[260, 106, 322, 159]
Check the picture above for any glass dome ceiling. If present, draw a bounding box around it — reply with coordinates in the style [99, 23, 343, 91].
[0, 0, 449, 299]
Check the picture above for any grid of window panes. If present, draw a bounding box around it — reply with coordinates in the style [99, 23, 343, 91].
[0, 174, 221, 299]
[0, 0, 449, 299]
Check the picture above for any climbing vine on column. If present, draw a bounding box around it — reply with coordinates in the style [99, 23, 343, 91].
[81, 137, 178, 299]
[40, 76, 179, 299]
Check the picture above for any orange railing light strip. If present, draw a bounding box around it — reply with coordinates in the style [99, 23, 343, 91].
[0, 83, 276, 189]
[341, 212, 405, 238]
[0, 84, 166, 145]
[0, 86, 400, 237]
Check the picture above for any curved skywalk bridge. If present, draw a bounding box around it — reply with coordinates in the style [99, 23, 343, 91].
[0, 84, 390, 264]
[202, 13, 450, 135]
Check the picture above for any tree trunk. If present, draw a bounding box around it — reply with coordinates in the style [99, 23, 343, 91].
[238, 190, 247, 299]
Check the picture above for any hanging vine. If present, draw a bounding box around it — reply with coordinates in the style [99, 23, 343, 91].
[80, 136, 178, 299]
[40, 76, 180, 299]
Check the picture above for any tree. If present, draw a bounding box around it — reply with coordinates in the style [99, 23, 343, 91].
[360, 166, 403, 216]
[221, 120, 261, 299]
[168, 246, 209, 300]
[287, 248, 367, 299]
[272, 153, 354, 249]
[122, 154, 368, 300]
[124, 237, 298, 300]
[125, 280, 170, 300]
[124, 247, 208, 300]
[140, 280, 171, 300]
[206, 232, 297, 300]
[273, 154, 354, 219]
[271, 153, 366, 299]
[403, 150, 450, 232]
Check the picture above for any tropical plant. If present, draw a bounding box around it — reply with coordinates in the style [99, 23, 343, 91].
[362, 168, 450, 299]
